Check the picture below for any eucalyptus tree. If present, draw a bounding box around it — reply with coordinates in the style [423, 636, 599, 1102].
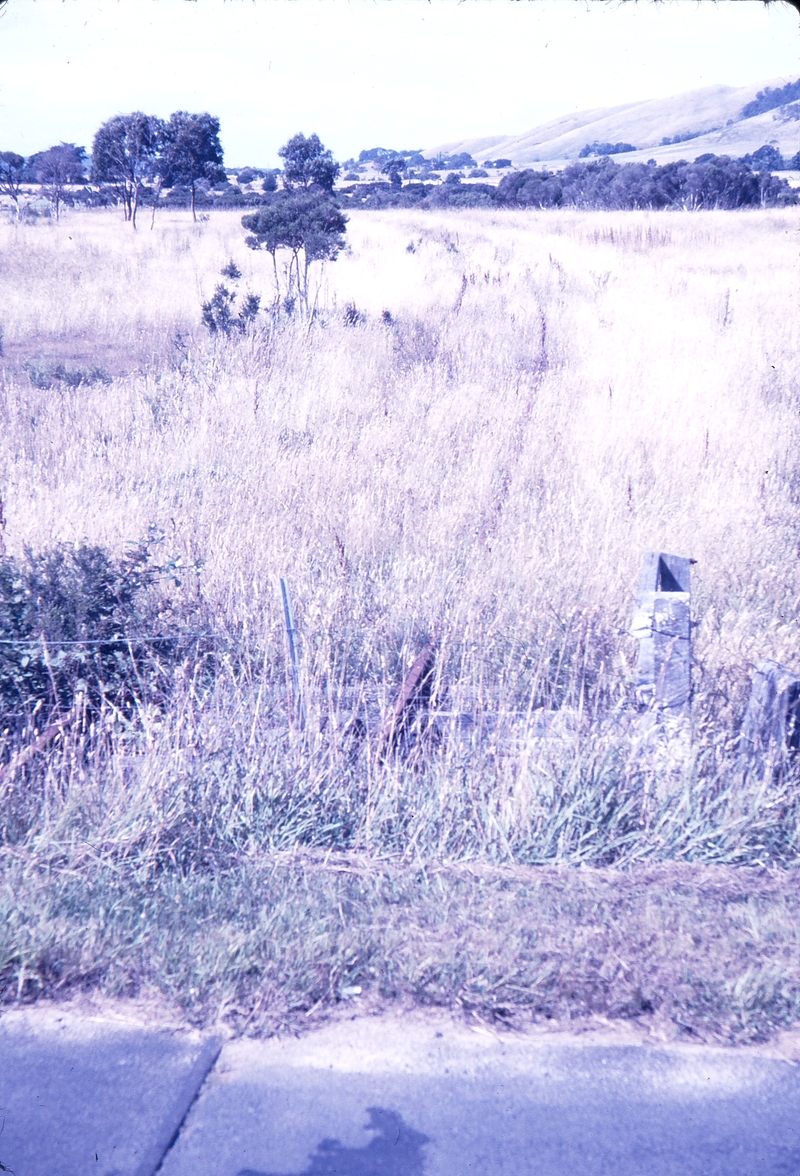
[242, 191, 347, 309]
[34, 143, 87, 221]
[160, 111, 225, 221]
[91, 112, 165, 229]
[0, 151, 26, 221]
[278, 133, 339, 193]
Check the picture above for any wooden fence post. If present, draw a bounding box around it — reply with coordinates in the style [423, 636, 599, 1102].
[741, 660, 800, 758]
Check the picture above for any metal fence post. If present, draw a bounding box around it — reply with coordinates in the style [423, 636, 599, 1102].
[279, 577, 306, 729]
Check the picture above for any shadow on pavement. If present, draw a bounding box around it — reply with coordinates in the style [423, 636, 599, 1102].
[238, 1106, 430, 1176]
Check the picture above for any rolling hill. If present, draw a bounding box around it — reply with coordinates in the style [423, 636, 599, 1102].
[427, 77, 800, 167]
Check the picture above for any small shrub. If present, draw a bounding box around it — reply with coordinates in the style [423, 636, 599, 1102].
[343, 302, 365, 326]
[23, 360, 111, 389]
[277, 427, 313, 452]
[201, 284, 260, 335]
[0, 531, 205, 731]
[240, 292, 261, 320]
[220, 259, 242, 279]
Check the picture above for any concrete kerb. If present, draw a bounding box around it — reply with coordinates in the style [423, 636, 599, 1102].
[157, 1010, 800, 1176]
[0, 1003, 222, 1176]
[4, 1004, 800, 1176]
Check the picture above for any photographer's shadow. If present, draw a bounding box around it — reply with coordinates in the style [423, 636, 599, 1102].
[238, 1106, 430, 1176]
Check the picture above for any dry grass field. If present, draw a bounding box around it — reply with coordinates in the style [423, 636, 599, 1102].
[0, 205, 799, 1042]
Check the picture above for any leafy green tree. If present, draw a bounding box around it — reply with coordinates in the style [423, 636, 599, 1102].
[34, 143, 87, 221]
[91, 112, 165, 229]
[381, 157, 407, 187]
[278, 133, 339, 192]
[0, 151, 26, 221]
[161, 111, 225, 221]
[242, 192, 347, 309]
[741, 144, 785, 171]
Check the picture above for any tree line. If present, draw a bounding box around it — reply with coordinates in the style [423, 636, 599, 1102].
[338, 152, 798, 212]
[0, 111, 227, 226]
[0, 111, 259, 226]
[1, 113, 796, 318]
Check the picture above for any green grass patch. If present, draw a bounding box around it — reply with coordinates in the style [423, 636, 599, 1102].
[3, 852, 799, 1045]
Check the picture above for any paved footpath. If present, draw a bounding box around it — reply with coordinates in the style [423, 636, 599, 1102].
[1, 1006, 800, 1176]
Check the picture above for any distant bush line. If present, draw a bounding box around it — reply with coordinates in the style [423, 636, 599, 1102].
[578, 141, 637, 158]
[338, 155, 797, 211]
[6, 152, 798, 219]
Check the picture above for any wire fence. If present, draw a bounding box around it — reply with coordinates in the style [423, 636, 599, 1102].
[0, 574, 642, 773]
[0, 632, 223, 646]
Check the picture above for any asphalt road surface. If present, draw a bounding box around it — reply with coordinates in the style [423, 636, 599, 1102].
[1, 1008, 799, 1176]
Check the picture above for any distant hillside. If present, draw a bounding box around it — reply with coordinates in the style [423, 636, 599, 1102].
[428, 78, 800, 168]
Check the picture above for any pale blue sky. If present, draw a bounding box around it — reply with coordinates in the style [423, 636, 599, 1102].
[0, 0, 798, 165]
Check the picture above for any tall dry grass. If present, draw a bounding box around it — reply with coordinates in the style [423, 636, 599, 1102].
[1, 205, 800, 1033]
[1, 206, 799, 858]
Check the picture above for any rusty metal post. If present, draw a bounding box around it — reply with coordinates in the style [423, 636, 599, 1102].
[380, 639, 437, 755]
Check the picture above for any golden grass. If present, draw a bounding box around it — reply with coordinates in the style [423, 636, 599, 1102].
[1, 208, 797, 666]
